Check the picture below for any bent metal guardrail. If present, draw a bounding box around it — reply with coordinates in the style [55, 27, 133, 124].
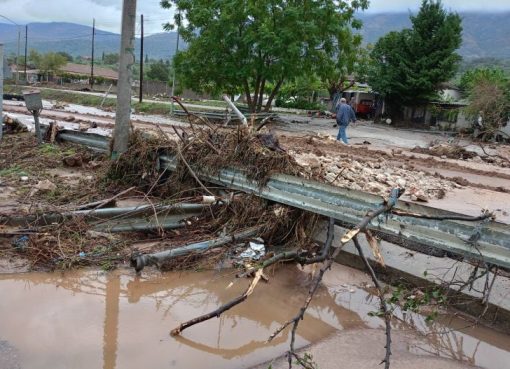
[48, 128, 510, 269]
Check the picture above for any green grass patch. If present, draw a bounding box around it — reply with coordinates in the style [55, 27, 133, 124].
[0, 165, 29, 178]
[38, 143, 76, 157]
[133, 101, 170, 115]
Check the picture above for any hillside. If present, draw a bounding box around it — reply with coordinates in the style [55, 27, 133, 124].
[0, 22, 179, 61]
[0, 12, 509, 60]
[357, 12, 510, 59]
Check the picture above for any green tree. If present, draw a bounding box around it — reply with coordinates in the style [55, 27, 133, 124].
[29, 50, 67, 79]
[103, 53, 119, 65]
[146, 60, 170, 82]
[55, 51, 73, 62]
[369, 0, 462, 113]
[319, 32, 372, 101]
[161, 0, 368, 112]
[461, 68, 510, 136]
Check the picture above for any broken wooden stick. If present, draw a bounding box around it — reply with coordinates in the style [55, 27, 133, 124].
[75, 186, 136, 211]
[176, 143, 215, 196]
[171, 96, 215, 130]
[171, 269, 264, 336]
[353, 235, 392, 369]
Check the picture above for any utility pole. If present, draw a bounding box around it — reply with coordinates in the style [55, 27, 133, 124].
[112, 0, 137, 158]
[91, 18, 95, 90]
[24, 25, 27, 82]
[139, 14, 144, 103]
[16, 28, 20, 85]
[169, 11, 181, 114]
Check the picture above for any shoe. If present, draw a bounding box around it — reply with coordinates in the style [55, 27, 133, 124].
[333, 124, 338, 128]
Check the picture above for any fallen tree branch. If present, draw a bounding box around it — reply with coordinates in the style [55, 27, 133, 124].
[171, 96, 215, 130]
[170, 269, 264, 336]
[267, 197, 401, 368]
[353, 235, 392, 369]
[176, 144, 215, 196]
[478, 142, 510, 164]
[81, 186, 136, 211]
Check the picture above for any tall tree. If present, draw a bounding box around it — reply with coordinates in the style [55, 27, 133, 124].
[161, 0, 368, 112]
[369, 0, 462, 112]
[29, 50, 67, 79]
[146, 60, 170, 82]
[319, 31, 372, 102]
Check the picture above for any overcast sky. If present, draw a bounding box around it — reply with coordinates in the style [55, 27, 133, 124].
[0, 0, 509, 34]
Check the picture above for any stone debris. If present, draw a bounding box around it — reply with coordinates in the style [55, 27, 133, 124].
[29, 179, 57, 197]
[53, 101, 69, 110]
[293, 152, 457, 201]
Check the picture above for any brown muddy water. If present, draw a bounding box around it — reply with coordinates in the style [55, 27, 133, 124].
[0, 264, 509, 369]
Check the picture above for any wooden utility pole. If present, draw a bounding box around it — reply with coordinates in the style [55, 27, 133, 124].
[91, 18, 95, 90]
[139, 14, 144, 103]
[16, 28, 20, 84]
[24, 25, 27, 81]
[112, 0, 137, 158]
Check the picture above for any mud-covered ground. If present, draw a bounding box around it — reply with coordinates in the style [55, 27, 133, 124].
[4, 98, 509, 223]
[2, 100, 510, 369]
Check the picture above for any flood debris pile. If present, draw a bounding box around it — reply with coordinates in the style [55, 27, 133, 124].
[2, 117, 507, 369]
[1, 125, 322, 273]
[412, 142, 510, 167]
[293, 152, 454, 202]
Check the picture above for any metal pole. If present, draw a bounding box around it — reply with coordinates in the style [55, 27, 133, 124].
[0, 44, 3, 142]
[139, 14, 144, 103]
[33, 110, 42, 144]
[112, 0, 137, 158]
[169, 11, 180, 114]
[223, 94, 247, 125]
[24, 25, 27, 82]
[91, 18, 95, 90]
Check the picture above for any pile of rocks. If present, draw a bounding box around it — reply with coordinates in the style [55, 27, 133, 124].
[293, 152, 459, 202]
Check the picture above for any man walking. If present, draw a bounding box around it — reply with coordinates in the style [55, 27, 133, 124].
[334, 98, 356, 144]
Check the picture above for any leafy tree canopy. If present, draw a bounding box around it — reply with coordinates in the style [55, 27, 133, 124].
[461, 68, 510, 134]
[368, 0, 462, 108]
[161, 0, 368, 112]
[103, 53, 120, 65]
[29, 50, 67, 76]
[146, 59, 170, 82]
[56, 51, 73, 62]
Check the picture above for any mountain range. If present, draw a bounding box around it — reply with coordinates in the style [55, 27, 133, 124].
[0, 11, 509, 61]
[0, 22, 180, 61]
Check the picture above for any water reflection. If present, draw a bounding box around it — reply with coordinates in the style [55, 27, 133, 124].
[0, 266, 509, 369]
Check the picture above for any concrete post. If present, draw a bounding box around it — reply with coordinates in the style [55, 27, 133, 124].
[169, 11, 181, 114]
[0, 44, 3, 142]
[112, 0, 137, 158]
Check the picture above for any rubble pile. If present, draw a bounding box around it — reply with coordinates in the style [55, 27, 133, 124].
[293, 152, 457, 202]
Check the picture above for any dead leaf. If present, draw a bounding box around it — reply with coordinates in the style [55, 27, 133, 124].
[365, 230, 385, 267]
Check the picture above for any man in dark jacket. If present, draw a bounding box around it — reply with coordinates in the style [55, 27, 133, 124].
[334, 98, 356, 144]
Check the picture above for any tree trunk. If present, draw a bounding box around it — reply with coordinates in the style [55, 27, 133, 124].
[256, 79, 266, 112]
[251, 75, 262, 113]
[264, 79, 284, 112]
[244, 79, 252, 110]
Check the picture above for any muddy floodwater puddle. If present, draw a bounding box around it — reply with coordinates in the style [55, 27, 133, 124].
[1, 264, 510, 369]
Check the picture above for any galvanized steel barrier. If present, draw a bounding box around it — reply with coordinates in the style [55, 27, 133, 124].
[48, 129, 510, 269]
